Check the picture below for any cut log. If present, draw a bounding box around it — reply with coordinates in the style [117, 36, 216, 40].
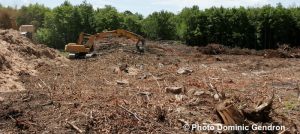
[216, 100, 245, 125]
[165, 86, 183, 94]
[177, 67, 193, 74]
[116, 80, 129, 85]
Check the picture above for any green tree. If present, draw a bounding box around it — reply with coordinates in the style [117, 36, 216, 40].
[31, 2, 300, 50]
[121, 11, 143, 34]
[142, 11, 176, 40]
[36, 1, 82, 49]
[184, 12, 209, 45]
[93, 5, 123, 32]
[176, 6, 200, 40]
[35, 28, 63, 48]
[249, 5, 298, 49]
[225, 7, 256, 48]
[77, 0, 95, 33]
[291, 7, 300, 46]
[181, 4, 300, 49]
[16, 4, 50, 28]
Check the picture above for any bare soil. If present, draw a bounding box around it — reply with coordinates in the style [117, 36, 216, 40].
[0, 29, 68, 92]
[0, 32, 300, 133]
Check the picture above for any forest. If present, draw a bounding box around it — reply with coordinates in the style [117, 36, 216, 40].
[1, 1, 300, 50]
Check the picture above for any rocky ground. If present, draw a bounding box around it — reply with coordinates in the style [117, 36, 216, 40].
[0, 30, 299, 133]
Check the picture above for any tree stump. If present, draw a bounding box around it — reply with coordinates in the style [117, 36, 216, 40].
[242, 94, 274, 122]
[216, 100, 245, 125]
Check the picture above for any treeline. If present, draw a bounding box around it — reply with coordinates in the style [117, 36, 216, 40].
[180, 5, 300, 49]
[1, 1, 300, 49]
[0, 5, 17, 29]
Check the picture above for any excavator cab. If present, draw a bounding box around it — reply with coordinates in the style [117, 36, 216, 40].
[65, 33, 94, 58]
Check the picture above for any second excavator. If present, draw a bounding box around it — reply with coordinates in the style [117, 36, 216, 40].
[65, 29, 145, 58]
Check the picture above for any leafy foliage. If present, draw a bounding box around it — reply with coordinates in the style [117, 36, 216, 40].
[16, 4, 50, 28]
[2, 1, 300, 50]
[93, 5, 122, 32]
[77, 1, 95, 33]
[182, 5, 300, 49]
[175, 6, 201, 40]
[121, 11, 143, 34]
[35, 28, 63, 48]
[142, 11, 176, 40]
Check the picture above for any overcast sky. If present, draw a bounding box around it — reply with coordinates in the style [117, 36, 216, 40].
[1, 0, 299, 16]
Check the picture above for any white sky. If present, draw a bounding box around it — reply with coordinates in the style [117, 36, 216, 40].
[0, 0, 299, 16]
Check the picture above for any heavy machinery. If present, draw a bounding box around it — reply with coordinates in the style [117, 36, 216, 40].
[65, 29, 145, 58]
[19, 25, 35, 39]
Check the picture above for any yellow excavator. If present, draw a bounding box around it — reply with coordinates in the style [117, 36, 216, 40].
[65, 29, 145, 58]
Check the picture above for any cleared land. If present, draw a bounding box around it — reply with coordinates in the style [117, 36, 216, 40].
[0, 30, 300, 133]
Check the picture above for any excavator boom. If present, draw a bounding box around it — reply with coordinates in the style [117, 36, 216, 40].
[65, 29, 145, 58]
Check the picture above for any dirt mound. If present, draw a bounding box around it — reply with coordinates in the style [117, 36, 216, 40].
[199, 44, 226, 55]
[0, 29, 68, 92]
[198, 44, 300, 58]
[264, 44, 300, 58]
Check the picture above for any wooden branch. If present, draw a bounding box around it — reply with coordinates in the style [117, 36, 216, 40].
[207, 81, 225, 100]
[118, 105, 142, 121]
[9, 115, 29, 129]
[67, 121, 83, 133]
[8, 115, 17, 123]
[39, 79, 52, 99]
[177, 119, 188, 125]
[41, 101, 54, 106]
[149, 73, 161, 91]
[278, 129, 287, 134]
[297, 83, 300, 101]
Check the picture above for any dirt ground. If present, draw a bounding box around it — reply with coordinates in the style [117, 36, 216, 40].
[0, 33, 300, 133]
[0, 29, 68, 93]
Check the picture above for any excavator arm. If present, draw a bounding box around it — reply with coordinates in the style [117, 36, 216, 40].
[65, 29, 145, 58]
[84, 29, 145, 52]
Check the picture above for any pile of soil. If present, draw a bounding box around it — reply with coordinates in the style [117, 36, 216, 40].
[198, 43, 300, 58]
[0, 29, 68, 92]
[264, 45, 300, 58]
